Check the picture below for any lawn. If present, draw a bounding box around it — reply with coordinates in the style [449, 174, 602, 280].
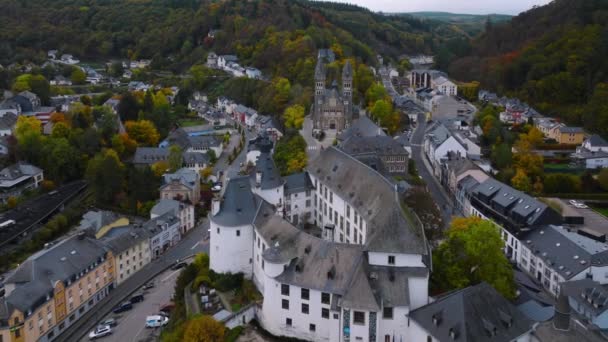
[178, 118, 207, 127]
[543, 163, 585, 175]
[591, 206, 608, 218]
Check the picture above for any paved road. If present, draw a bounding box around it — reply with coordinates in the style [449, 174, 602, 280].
[212, 120, 255, 180]
[56, 223, 209, 342]
[410, 113, 455, 225]
[79, 267, 182, 342]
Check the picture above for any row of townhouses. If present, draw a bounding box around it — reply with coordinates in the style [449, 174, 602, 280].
[208, 146, 542, 342]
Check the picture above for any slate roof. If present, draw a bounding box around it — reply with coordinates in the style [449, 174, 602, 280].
[557, 126, 584, 134]
[315, 58, 326, 80]
[161, 168, 199, 190]
[283, 172, 314, 196]
[101, 225, 150, 255]
[210, 176, 263, 227]
[188, 135, 223, 149]
[338, 115, 385, 141]
[409, 282, 534, 342]
[342, 60, 353, 79]
[587, 134, 608, 147]
[561, 279, 608, 316]
[3, 234, 108, 314]
[150, 199, 180, 217]
[0, 162, 42, 187]
[425, 122, 452, 147]
[78, 210, 122, 232]
[0, 112, 17, 131]
[341, 135, 408, 157]
[521, 225, 608, 280]
[133, 147, 170, 164]
[143, 211, 179, 236]
[307, 147, 427, 255]
[254, 152, 283, 190]
[182, 151, 209, 165]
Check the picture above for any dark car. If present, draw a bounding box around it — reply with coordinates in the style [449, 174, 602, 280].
[130, 294, 145, 304]
[142, 282, 155, 290]
[113, 302, 133, 314]
[171, 262, 187, 270]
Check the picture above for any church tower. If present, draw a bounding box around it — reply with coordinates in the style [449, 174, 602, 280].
[342, 60, 353, 126]
[313, 59, 326, 129]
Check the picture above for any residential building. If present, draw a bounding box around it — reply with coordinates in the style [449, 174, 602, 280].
[518, 225, 608, 297]
[423, 122, 467, 176]
[0, 233, 114, 342]
[534, 117, 563, 139]
[206, 52, 218, 68]
[340, 135, 409, 175]
[0, 112, 17, 136]
[101, 226, 151, 285]
[163, 129, 223, 157]
[246, 134, 273, 166]
[408, 282, 535, 342]
[209, 147, 430, 342]
[254, 115, 283, 142]
[217, 55, 238, 69]
[439, 153, 488, 197]
[59, 54, 79, 64]
[0, 99, 21, 117]
[282, 172, 314, 226]
[0, 163, 44, 203]
[462, 178, 563, 263]
[313, 58, 353, 132]
[151, 199, 195, 235]
[160, 168, 201, 204]
[572, 150, 608, 169]
[132, 147, 210, 172]
[554, 126, 585, 145]
[77, 210, 129, 239]
[182, 151, 210, 173]
[579, 135, 608, 153]
[50, 75, 72, 86]
[0, 136, 10, 155]
[144, 211, 181, 258]
[561, 279, 608, 330]
[245, 67, 262, 79]
[233, 105, 258, 127]
[409, 69, 458, 96]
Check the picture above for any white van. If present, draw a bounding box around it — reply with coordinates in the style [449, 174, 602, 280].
[145, 315, 169, 328]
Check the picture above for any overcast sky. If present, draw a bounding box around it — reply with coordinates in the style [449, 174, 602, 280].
[319, 0, 552, 15]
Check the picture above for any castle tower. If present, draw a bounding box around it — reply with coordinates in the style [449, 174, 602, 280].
[342, 60, 353, 126]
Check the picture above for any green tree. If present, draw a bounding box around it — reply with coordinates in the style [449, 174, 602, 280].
[168, 145, 183, 172]
[432, 218, 516, 299]
[118, 92, 140, 121]
[70, 68, 86, 84]
[283, 104, 305, 130]
[274, 133, 307, 175]
[125, 120, 160, 146]
[598, 168, 608, 191]
[86, 149, 125, 204]
[365, 83, 388, 107]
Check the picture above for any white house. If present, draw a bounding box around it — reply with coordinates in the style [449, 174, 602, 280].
[246, 67, 262, 79]
[424, 122, 467, 176]
[59, 54, 79, 65]
[432, 76, 457, 96]
[282, 172, 314, 226]
[151, 199, 196, 235]
[209, 147, 431, 342]
[0, 113, 17, 136]
[579, 135, 608, 153]
[144, 211, 181, 258]
[217, 55, 238, 69]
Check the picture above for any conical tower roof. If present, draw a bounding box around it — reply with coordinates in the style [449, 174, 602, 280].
[315, 59, 326, 80]
[342, 60, 353, 79]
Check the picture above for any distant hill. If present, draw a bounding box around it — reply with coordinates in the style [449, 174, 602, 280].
[399, 11, 512, 37]
[447, 0, 608, 138]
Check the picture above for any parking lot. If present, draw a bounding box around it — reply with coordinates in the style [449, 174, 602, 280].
[80, 267, 182, 342]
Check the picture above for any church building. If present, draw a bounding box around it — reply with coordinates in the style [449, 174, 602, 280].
[312, 56, 353, 132]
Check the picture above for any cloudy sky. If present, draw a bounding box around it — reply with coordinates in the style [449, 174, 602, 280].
[320, 0, 552, 15]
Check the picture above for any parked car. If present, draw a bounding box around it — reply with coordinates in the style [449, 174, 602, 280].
[130, 294, 145, 303]
[171, 261, 188, 270]
[89, 325, 112, 340]
[143, 282, 155, 290]
[113, 302, 133, 314]
[145, 315, 169, 328]
[211, 184, 222, 192]
[100, 318, 117, 327]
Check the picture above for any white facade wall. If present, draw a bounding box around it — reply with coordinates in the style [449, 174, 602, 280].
[285, 190, 313, 225]
[180, 204, 195, 234]
[368, 252, 425, 267]
[149, 221, 181, 258]
[245, 113, 258, 128]
[585, 157, 608, 169]
[209, 219, 253, 278]
[409, 277, 430, 309]
[433, 137, 467, 166]
[246, 150, 261, 166]
[253, 185, 283, 208]
[310, 173, 367, 245]
[115, 239, 152, 285]
[379, 306, 410, 342]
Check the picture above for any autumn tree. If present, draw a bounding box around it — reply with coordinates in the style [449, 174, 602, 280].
[86, 149, 125, 204]
[432, 218, 516, 299]
[511, 168, 532, 192]
[70, 68, 86, 85]
[283, 104, 305, 130]
[183, 315, 224, 342]
[168, 145, 183, 172]
[125, 120, 160, 146]
[274, 133, 307, 176]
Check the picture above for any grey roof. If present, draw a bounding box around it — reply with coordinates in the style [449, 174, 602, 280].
[101, 225, 150, 255]
[78, 210, 122, 232]
[521, 225, 608, 280]
[307, 147, 427, 255]
[317, 49, 335, 63]
[338, 115, 386, 141]
[219, 55, 238, 62]
[0, 112, 17, 130]
[573, 150, 608, 160]
[315, 58, 326, 80]
[443, 154, 478, 176]
[468, 178, 562, 229]
[211, 176, 263, 227]
[587, 134, 608, 147]
[342, 60, 353, 79]
[142, 211, 179, 236]
[161, 168, 199, 190]
[561, 279, 608, 316]
[254, 152, 283, 190]
[4, 234, 108, 314]
[182, 151, 209, 165]
[341, 135, 408, 157]
[557, 126, 584, 134]
[533, 319, 605, 342]
[283, 172, 314, 195]
[425, 121, 452, 147]
[0, 162, 42, 185]
[133, 147, 170, 164]
[150, 199, 181, 217]
[187, 135, 222, 149]
[409, 282, 534, 342]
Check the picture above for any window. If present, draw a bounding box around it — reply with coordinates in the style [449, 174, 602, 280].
[302, 303, 309, 314]
[282, 299, 289, 310]
[286, 318, 292, 326]
[236, 230, 240, 237]
[309, 324, 316, 332]
[383, 307, 393, 319]
[216, 227, 219, 234]
[330, 192, 333, 204]
[322, 292, 330, 304]
[306, 199, 311, 208]
[388, 255, 395, 265]
[15, 329, 20, 338]
[322, 308, 330, 318]
[281, 284, 290, 296]
[353, 311, 365, 325]
[301, 288, 310, 300]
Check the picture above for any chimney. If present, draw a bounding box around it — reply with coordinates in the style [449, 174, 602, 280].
[553, 289, 571, 331]
[255, 170, 262, 187]
[211, 199, 221, 216]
